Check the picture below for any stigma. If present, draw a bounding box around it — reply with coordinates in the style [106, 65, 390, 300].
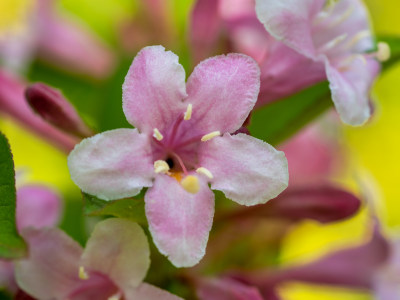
[181, 175, 200, 194]
[376, 42, 390, 62]
[201, 131, 221, 142]
[79, 266, 89, 280]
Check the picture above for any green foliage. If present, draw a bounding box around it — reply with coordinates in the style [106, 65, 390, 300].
[83, 192, 147, 224]
[249, 82, 332, 146]
[0, 133, 27, 259]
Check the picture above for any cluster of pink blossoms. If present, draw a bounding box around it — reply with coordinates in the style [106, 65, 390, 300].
[0, 0, 397, 299]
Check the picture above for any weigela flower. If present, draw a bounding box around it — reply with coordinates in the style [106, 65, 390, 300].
[255, 0, 385, 125]
[15, 218, 183, 300]
[68, 46, 289, 267]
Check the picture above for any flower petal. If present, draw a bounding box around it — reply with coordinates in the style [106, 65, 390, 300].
[145, 175, 214, 267]
[68, 128, 154, 200]
[125, 283, 183, 300]
[255, 0, 324, 58]
[15, 228, 82, 300]
[16, 185, 62, 231]
[199, 133, 288, 206]
[325, 57, 379, 126]
[186, 53, 260, 134]
[0, 260, 16, 294]
[196, 277, 264, 300]
[81, 218, 150, 291]
[122, 46, 187, 133]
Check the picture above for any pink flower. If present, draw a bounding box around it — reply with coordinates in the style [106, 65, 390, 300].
[0, 0, 115, 78]
[15, 218, 183, 300]
[0, 184, 62, 295]
[68, 46, 289, 267]
[255, 0, 382, 125]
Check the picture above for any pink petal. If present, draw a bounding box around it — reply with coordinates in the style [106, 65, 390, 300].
[67, 272, 119, 300]
[125, 283, 183, 300]
[196, 277, 264, 300]
[0, 70, 78, 152]
[325, 57, 379, 125]
[255, 0, 325, 58]
[81, 218, 150, 291]
[145, 175, 214, 267]
[186, 53, 260, 134]
[37, 0, 115, 79]
[15, 227, 82, 300]
[16, 185, 62, 231]
[190, 0, 222, 64]
[122, 46, 187, 133]
[68, 128, 154, 200]
[0, 260, 17, 294]
[199, 133, 288, 206]
[25, 83, 93, 138]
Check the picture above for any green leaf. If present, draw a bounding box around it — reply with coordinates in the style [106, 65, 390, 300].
[249, 82, 332, 146]
[83, 192, 147, 224]
[0, 133, 27, 259]
[379, 35, 400, 71]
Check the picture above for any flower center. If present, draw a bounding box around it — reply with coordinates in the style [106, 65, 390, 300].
[151, 104, 217, 194]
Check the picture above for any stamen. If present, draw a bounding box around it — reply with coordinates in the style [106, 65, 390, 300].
[318, 34, 347, 53]
[154, 160, 170, 174]
[108, 293, 121, 300]
[376, 42, 391, 62]
[329, 5, 354, 28]
[201, 131, 221, 142]
[181, 175, 200, 194]
[345, 30, 371, 49]
[153, 128, 163, 141]
[184, 104, 193, 120]
[196, 167, 213, 179]
[79, 266, 89, 280]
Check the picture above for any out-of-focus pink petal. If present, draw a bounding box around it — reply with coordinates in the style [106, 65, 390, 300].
[255, 0, 325, 58]
[190, 0, 222, 64]
[325, 57, 379, 125]
[0, 70, 78, 152]
[15, 227, 82, 300]
[16, 185, 62, 231]
[196, 277, 264, 300]
[81, 218, 150, 291]
[145, 175, 214, 267]
[25, 83, 93, 138]
[199, 133, 288, 206]
[223, 186, 361, 224]
[186, 54, 260, 134]
[125, 283, 184, 300]
[67, 272, 119, 300]
[251, 224, 390, 290]
[37, 1, 115, 79]
[122, 46, 187, 133]
[0, 260, 16, 294]
[279, 125, 337, 185]
[68, 128, 154, 200]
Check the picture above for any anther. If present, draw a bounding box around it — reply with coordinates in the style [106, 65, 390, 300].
[154, 160, 170, 174]
[196, 167, 213, 179]
[184, 104, 193, 121]
[201, 131, 221, 142]
[79, 266, 89, 280]
[376, 42, 390, 62]
[181, 175, 200, 194]
[318, 34, 347, 53]
[108, 294, 121, 300]
[153, 128, 163, 141]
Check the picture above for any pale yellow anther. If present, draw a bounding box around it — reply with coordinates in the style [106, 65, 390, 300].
[184, 103, 193, 121]
[153, 128, 163, 141]
[108, 294, 121, 300]
[201, 131, 221, 142]
[376, 42, 391, 62]
[196, 167, 213, 179]
[181, 175, 200, 194]
[79, 266, 89, 280]
[154, 160, 170, 174]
